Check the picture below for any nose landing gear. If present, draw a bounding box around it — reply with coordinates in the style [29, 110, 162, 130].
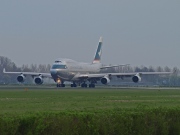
[56, 78, 65, 88]
[57, 83, 65, 87]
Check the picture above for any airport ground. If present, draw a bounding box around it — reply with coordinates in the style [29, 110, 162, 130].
[0, 86, 180, 134]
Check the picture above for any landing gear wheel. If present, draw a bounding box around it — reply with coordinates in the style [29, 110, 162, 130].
[57, 84, 65, 87]
[71, 83, 77, 87]
[89, 84, 95, 88]
[81, 83, 87, 88]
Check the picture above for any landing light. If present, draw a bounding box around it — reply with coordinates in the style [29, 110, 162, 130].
[57, 78, 61, 84]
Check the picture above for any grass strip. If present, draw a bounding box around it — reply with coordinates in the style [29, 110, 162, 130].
[0, 108, 180, 135]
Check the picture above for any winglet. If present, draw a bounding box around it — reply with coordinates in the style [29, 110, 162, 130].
[93, 36, 103, 64]
[3, 68, 6, 73]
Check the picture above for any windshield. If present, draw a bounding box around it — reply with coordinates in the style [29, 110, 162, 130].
[52, 65, 67, 69]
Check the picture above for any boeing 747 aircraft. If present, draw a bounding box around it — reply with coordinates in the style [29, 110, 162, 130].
[3, 37, 172, 88]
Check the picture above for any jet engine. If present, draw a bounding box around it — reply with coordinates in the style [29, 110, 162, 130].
[34, 76, 43, 85]
[101, 76, 110, 85]
[132, 74, 141, 83]
[17, 74, 25, 83]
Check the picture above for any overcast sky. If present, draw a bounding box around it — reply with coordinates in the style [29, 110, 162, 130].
[0, 0, 180, 68]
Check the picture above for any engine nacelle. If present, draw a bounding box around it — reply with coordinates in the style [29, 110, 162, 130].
[17, 74, 25, 83]
[101, 76, 110, 85]
[132, 74, 141, 83]
[34, 76, 43, 85]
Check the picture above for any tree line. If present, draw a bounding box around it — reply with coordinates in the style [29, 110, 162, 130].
[0, 56, 180, 86]
[0, 56, 51, 84]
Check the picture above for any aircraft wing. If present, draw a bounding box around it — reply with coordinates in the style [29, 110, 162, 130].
[100, 64, 130, 69]
[76, 71, 172, 79]
[110, 72, 173, 76]
[3, 68, 51, 78]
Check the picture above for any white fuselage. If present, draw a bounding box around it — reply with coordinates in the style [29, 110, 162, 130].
[50, 58, 102, 82]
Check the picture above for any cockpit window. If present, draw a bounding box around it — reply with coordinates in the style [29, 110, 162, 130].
[55, 61, 62, 63]
[52, 65, 67, 69]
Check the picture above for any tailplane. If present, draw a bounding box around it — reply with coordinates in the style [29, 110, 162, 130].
[92, 37, 103, 64]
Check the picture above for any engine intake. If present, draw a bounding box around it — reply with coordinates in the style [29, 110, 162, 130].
[17, 74, 25, 83]
[132, 74, 141, 83]
[101, 76, 110, 85]
[34, 76, 43, 85]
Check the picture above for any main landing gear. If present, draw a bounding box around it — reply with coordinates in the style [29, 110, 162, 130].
[81, 83, 95, 88]
[81, 83, 87, 88]
[89, 83, 95, 88]
[71, 83, 77, 87]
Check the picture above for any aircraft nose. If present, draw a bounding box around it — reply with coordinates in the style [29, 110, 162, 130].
[50, 69, 57, 75]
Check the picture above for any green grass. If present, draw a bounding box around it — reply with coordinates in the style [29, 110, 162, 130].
[0, 87, 180, 115]
[0, 87, 180, 134]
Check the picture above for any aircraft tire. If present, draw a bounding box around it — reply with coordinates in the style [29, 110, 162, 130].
[89, 84, 95, 88]
[81, 83, 87, 88]
[61, 84, 65, 87]
[71, 84, 77, 87]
